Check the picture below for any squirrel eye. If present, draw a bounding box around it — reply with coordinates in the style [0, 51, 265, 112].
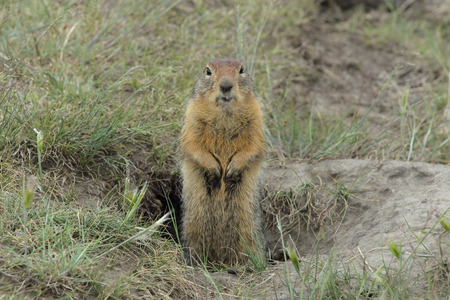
[205, 67, 212, 76]
[239, 66, 244, 74]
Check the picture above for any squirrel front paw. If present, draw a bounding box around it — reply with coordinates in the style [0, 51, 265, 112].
[225, 160, 243, 179]
[204, 165, 222, 195]
[206, 153, 222, 178]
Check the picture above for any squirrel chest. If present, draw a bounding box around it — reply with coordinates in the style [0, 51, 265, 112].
[186, 107, 258, 165]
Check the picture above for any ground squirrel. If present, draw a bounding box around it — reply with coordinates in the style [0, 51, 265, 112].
[180, 58, 265, 265]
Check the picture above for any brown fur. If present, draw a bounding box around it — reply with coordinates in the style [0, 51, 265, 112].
[180, 58, 265, 265]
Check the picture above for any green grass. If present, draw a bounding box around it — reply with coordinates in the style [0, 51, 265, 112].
[0, 178, 180, 298]
[0, 0, 449, 298]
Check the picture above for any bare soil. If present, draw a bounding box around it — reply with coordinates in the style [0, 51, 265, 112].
[276, 8, 444, 137]
[262, 159, 449, 297]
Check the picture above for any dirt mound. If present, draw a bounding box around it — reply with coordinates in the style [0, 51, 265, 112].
[263, 159, 449, 292]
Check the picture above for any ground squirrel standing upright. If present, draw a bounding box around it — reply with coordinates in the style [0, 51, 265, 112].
[181, 58, 265, 265]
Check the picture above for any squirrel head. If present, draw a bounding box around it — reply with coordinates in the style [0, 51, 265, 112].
[193, 58, 255, 112]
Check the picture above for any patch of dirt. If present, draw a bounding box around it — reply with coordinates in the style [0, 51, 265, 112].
[264, 159, 449, 259]
[275, 7, 443, 134]
[292, 24, 425, 117]
[260, 159, 449, 298]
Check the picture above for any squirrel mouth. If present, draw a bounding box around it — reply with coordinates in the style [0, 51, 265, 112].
[217, 95, 234, 102]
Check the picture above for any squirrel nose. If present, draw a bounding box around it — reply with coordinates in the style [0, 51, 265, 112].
[220, 79, 233, 94]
